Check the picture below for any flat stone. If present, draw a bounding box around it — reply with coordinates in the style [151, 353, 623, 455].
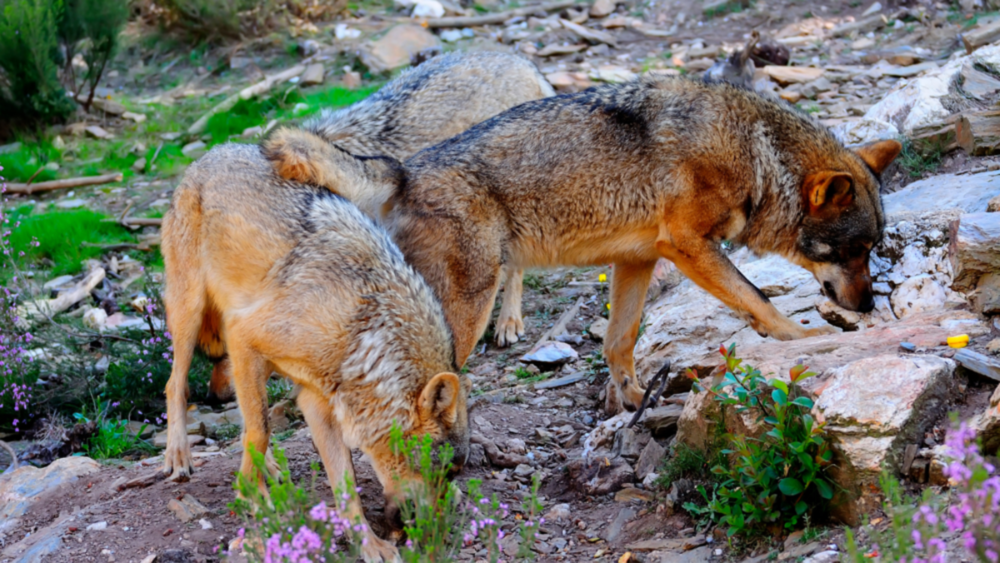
[300, 63, 325, 86]
[603, 507, 635, 542]
[360, 25, 440, 73]
[0, 457, 100, 529]
[85, 125, 112, 139]
[181, 141, 207, 158]
[535, 371, 586, 389]
[545, 503, 571, 521]
[520, 341, 578, 366]
[55, 199, 86, 209]
[153, 431, 204, 449]
[763, 65, 825, 85]
[885, 171, 1000, 216]
[589, 0, 616, 17]
[168, 494, 209, 523]
[611, 427, 649, 460]
[954, 349, 1000, 382]
[91, 98, 126, 116]
[614, 487, 654, 503]
[588, 317, 608, 342]
[634, 439, 666, 481]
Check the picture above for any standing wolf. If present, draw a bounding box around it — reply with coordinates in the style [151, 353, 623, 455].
[266, 76, 901, 414]
[200, 51, 554, 404]
[162, 143, 467, 562]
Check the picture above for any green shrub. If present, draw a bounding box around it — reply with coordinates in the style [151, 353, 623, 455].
[684, 344, 835, 537]
[0, 0, 75, 127]
[61, 0, 129, 112]
[103, 286, 211, 418]
[160, 0, 283, 41]
[77, 414, 154, 459]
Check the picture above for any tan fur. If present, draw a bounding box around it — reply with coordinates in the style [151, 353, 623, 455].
[162, 144, 467, 562]
[362, 76, 901, 414]
[262, 51, 554, 351]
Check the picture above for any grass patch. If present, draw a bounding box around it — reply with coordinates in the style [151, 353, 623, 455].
[897, 138, 942, 178]
[6, 206, 136, 278]
[0, 141, 61, 183]
[703, 1, 752, 18]
[205, 84, 380, 145]
[82, 417, 156, 459]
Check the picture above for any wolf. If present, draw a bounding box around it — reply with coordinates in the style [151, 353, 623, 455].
[201, 52, 554, 404]
[266, 76, 901, 414]
[161, 143, 467, 562]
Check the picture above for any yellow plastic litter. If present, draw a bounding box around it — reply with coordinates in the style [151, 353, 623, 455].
[947, 334, 969, 348]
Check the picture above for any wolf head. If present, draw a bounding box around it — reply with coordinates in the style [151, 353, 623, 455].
[791, 139, 901, 313]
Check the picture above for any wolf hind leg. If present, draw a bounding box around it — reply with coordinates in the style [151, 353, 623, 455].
[603, 260, 656, 415]
[494, 266, 525, 347]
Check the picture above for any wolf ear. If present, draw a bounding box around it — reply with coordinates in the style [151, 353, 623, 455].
[803, 171, 854, 214]
[853, 139, 902, 175]
[419, 372, 461, 426]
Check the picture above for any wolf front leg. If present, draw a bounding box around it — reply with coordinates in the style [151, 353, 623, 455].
[296, 388, 401, 563]
[494, 266, 525, 347]
[655, 229, 835, 341]
[227, 339, 280, 488]
[603, 260, 657, 415]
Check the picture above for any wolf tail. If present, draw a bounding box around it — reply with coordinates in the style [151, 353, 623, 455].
[262, 127, 404, 218]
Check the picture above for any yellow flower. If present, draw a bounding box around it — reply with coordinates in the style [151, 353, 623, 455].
[606, 303, 611, 310]
[598, 273, 607, 283]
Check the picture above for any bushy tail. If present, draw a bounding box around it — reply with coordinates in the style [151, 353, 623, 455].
[262, 127, 404, 219]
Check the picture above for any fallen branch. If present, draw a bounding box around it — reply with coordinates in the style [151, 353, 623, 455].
[962, 19, 1000, 54]
[0, 440, 18, 473]
[4, 172, 123, 195]
[529, 296, 584, 352]
[188, 64, 307, 135]
[118, 471, 165, 491]
[423, 0, 579, 28]
[103, 217, 163, 227]
[16, 267, 106, 329]
[626, 360, 671, 429]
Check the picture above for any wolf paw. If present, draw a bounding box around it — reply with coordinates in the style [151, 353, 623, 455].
[361, 533, 401, 563]
[162, 443, 193, 482]
[494, 313, 525, 347]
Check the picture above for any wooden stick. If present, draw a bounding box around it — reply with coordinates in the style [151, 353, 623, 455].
[529, 297, 584, 352]
[16, 268, 106, 329]
[108, 217, 163, 227]
[187, 64, 306, 135]
[4, 172, 123, 195]
[423, 0, 579, 28]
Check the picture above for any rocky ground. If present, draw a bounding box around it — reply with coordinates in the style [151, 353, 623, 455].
[2, 0, 1000, 562]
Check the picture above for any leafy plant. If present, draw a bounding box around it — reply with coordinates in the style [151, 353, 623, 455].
[390, 424, 541, 562]
[103, 284, 211, 418]
[684, 344, 835, 537]
[897, 137, 942, 179]
[231, 446, 365, 562]
[60, 0, 129, 112]
[0, 171, 39, 434]
[80, 416, 153, 459]
[0, 0, 76, 128]
[846, 421, 1000, 563]
[266, 376, 294, 405]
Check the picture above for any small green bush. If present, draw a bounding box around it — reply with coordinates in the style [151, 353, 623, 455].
[684, 344, 835, 537]
[160, 0, 284, 41]
[0, 0, 75, 127]
[61, 0, 130, 112]
[78, 415, 154, 459]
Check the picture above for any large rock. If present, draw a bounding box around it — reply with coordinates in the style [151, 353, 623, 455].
[675, 308, 963, 452]
[359, 25, 440, 73]
[949, 212, 1000, 292]
[883, 170, 1000, 216]
[567, 456, 635, 495]
[974, 384, 1000, 455]
[0, 457, 100, 531]
[857, 44, 1000, 138]
[818, 355, 955, 480]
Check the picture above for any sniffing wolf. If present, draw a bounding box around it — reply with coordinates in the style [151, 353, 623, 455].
[267, 75, 901, 414]
[162, 143, 468, 562]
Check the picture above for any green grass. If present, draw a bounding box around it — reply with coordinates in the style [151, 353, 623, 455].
[897, 137, 942, 178]
[703, 0, 753, 18]
[205, 84, 380, 145]
[0, 141, 61, 183]
[6, 206, 136, 278]
[81, 418, 155, 460]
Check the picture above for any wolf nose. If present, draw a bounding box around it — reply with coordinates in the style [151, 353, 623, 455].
[859, 294, 875, 313]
